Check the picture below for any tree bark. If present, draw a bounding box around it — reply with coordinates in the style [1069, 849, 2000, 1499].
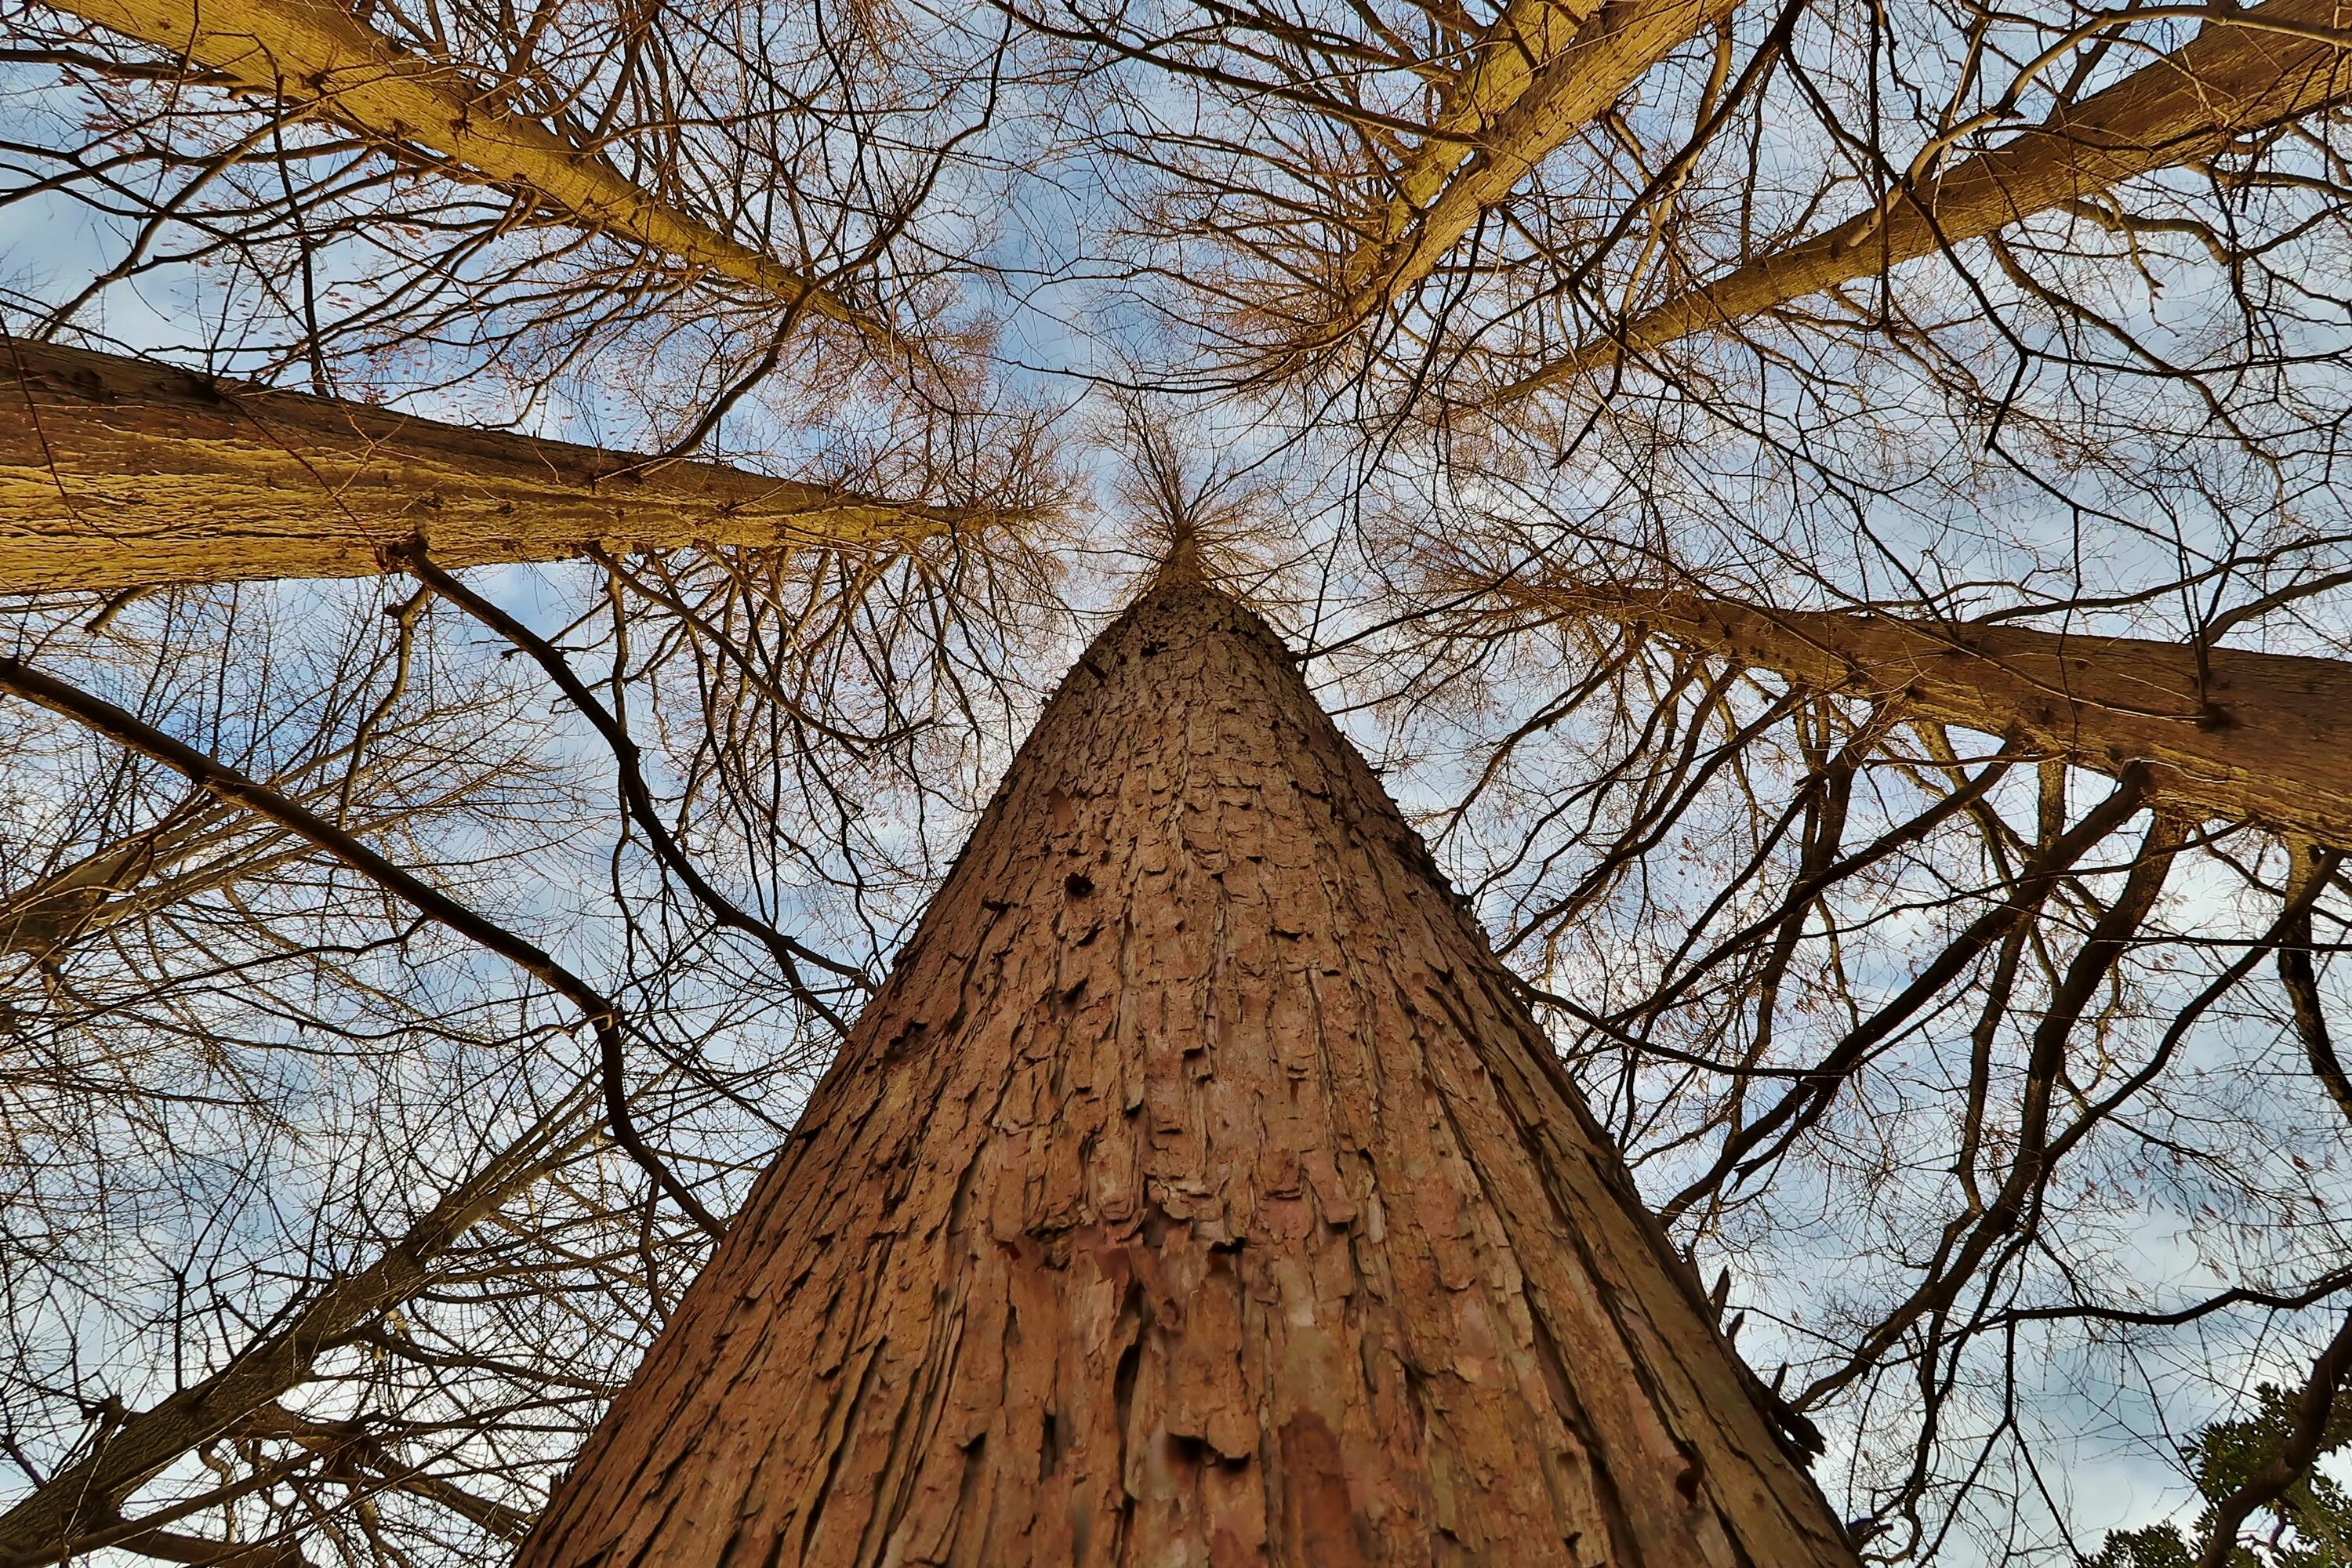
[42, 0, 870, 327]
[0, 337, 962, 593]
[518, 572, 1856, 1568]
[1512, 579, 2352, 847]
[1497, 0, 2352, 401]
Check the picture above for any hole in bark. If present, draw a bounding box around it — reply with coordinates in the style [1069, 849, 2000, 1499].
[1065, 873, 1094, 898]
[1674, 1464, 1701, 1503]
[1041, 1411, 1062, 1475]
[1112, 1334, 1144, 1458]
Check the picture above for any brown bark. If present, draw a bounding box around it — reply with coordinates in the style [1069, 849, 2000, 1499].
[1497, 0, 2352, 400]
[518, 572, 1855, 1568]
[1317, 0, 1732, 343]
[0, 1090, 596, 1567]
[42, 0, 870, 327]
[1513, 579, 2352, 846]
[0, 337, 964, 593]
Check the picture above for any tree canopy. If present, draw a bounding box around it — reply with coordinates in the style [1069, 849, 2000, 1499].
[4, 0, 2352, 1560]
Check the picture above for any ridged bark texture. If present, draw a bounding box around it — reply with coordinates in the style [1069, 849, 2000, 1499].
[520, 575, 1857, 1568]
[0, 338, 949, 592]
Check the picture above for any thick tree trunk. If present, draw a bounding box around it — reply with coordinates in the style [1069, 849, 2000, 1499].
[0, 338, 959, 593]
[44, 0, 869, 326]
[1498, 0, 2352, 400]
[1518, 580, 2352, 846]
[520, 573, 1856, 1567]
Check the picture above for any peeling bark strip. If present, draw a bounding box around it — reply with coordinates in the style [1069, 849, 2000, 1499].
[1498, 0, 2352, 399]
[521, 576, 1855, 1568]
[1529, 581, 2352, 846]
[0, 338, 957, 592]
[45, 0, 869, 326]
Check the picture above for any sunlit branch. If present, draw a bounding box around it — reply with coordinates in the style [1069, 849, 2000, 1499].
[0, 336, 983, 593]
[1308, 0, 1735, 347]
[1494, 576, 2352, 845]
[1496, 0, 2352, 400]
[34, 0, 880, 330]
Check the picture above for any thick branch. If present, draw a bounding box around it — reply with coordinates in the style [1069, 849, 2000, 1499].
[1506, 579, 2352, 845]
[2196, 1307, 2352, 1568]
[1499, 0, 2352, 398]
[38, 0, 871, 326]
[1324, 0, 1732, 336]
[0, 1090, 596, 1566]
[0, 337, 968, 593]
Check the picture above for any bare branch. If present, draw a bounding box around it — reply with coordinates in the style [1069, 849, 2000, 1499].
[1497, 0, 2352, 400]
[1319, 0, 1737, 344]
[36, 0, 880, 328]
[0, 1087, 597, 1566]
[0, 651, 724, 1234]
[1486, 575, 2352, 844]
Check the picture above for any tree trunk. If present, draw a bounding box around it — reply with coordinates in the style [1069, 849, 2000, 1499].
[1497, 0, 2352, 400]
[0, 338, 960, 593]
[44, 0, 870, 327]
[1515, 580, 2352, 847]
[519, 572, 1856, 1568]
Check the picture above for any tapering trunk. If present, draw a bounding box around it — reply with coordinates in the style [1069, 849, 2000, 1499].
[1529, 581, 2352, 847]
[45, 0, 868, 325]
[521, 575, 1855, 1568]
[0, 339, 955, 593]
[1501, 0, 2352, 399]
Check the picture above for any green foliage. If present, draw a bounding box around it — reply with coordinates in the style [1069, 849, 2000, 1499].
[2091, 1386, 2352, 1568]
